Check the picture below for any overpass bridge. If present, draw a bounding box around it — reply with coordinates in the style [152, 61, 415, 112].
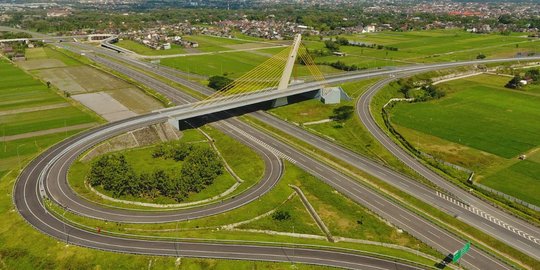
[0, 34, 114, 44]
[152, 34, 338, 128]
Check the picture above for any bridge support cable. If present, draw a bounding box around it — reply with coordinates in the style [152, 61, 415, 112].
[193, 34, 328, 108]
[194, 45, 292, 107]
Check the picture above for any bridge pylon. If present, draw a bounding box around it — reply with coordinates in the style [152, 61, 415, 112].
[277, 34, 302, 91]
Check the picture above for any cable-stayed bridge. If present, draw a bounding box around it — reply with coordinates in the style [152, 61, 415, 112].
[159, 34, 334, 129]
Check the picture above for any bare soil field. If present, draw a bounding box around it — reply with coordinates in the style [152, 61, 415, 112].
[106, 88, 162, 113]
[36, 66, 131, 94]
[17, 59, 66, 70]
[72, 92, 137, 121]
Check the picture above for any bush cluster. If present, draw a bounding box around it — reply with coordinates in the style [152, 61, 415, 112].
[323, 60, 365, 71]
[272, 210, 291, 221]
[88, 142, 223, 202]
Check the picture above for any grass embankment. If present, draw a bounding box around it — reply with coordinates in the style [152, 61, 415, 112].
[388, 74, 540, 207]
[68, 126, 264, 208]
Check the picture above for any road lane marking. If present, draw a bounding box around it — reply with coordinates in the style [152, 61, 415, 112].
[436, 191, 540, 246]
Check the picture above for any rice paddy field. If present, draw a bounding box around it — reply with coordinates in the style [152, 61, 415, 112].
[160, 30, 540, 80]
[336, 30, 540, 62]
[0, 60, 65, 111]
[160, 46, 342, 78]
[0, 57, 98, 176]
[389, 74, 540, 205]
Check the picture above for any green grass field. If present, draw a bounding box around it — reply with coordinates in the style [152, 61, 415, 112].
[25, 47, 82, 66]
[391, 74, 540, 159]
[389, 74, 540, 205]
[161, 49, 342, 78]
[116, 35, 272, 56]
[482, 151, 540, 206]
[161, 50, 270, 77]
[116, 40, 187, 55]
[342, 30, 538, 61]
[300, 29, 540, 70]
[183, 35, 248, 52]
[55, 160, 439, 261]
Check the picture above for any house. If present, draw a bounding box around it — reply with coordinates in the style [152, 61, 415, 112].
[363, 25, 376, 33]
[47, 9, 71, 17]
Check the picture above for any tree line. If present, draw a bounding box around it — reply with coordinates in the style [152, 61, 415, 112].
[505, 69, 540, 90]
[88, 141, 223, 202]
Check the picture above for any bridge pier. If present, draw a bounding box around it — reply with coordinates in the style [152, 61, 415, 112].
[272, 97, 289, 107]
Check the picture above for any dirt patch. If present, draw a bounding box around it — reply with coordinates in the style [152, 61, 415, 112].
[106, 88, 162, 114]
[36, 66, 131, 94]
[16, 59, 66, 70]
[72, 92, 137, 121]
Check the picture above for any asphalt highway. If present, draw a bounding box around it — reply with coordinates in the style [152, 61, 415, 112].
[8, 42, 430, 269]
[11, 37, 540, 269]
[82, 41, 540, 259]
[46, 41, 536, 268]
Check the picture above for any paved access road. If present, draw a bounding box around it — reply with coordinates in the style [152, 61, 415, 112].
[38, 41, 536, 269]
[357, 77, 540, 259]
[8, 41, 430, 269]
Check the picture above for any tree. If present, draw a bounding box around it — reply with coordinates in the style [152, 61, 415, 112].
[397, 78, 415, 98]
[525, 69, 540, 83]
[505, 75, 523, 89]
[181, 147, 223, 191]
[331, 106, 354, 122]
[423, 84, 446, 100]
[324, 40, 340, 52]
[208, 76, 233, 91]
[88, 154, 137, 197]
[335, 37, 349, 46]
[476, 54, 486, 60]
[171, 142, 196, 161]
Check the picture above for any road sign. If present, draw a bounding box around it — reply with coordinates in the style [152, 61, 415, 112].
[453, 242, 471, 262]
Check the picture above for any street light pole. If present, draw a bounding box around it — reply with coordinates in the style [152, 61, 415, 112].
[292, 225, 295, 267]
[175, 220, 179, 258]
[63, 207, 69, 245]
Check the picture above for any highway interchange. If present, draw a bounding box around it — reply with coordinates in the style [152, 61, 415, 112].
[8, 30, 540, 269]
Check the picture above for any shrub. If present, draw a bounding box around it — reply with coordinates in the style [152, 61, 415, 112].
[208, 75, 233, 91]
[272, 210, 291, 221]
